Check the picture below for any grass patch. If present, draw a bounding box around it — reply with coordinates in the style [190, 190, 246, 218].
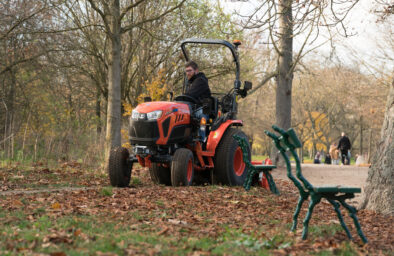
[100, 186, 113, 196]
[310, 224, 343, 237]
[131, 177, 142, 186]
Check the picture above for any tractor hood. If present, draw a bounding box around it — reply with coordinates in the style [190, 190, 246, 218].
[129, 101, 192, 146]
[134, 101, 190, 119]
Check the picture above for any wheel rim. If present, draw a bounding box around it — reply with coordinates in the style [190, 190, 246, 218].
[233, 147, 245, 176]
[187, 158, 193, 182]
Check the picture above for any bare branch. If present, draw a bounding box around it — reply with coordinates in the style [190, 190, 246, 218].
[121, 0, 186, 33]
[86, 0, 111, 35]
[248, 71, 278, 95]
[119, 0, 146, 21]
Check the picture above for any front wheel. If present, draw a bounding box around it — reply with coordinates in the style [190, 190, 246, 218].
[171, 148, 194, 186]
[213, 128, 250, 186]
[108, 147, 132, 187]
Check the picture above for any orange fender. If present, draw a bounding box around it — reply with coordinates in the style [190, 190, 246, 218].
[206, 120, 243, 153]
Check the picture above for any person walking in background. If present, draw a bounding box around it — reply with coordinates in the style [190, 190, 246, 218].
[314, 152, 321, 164]
[324, 151, 331, 164]
[329, 143, 340, 165]
[337, 132, 351, 165]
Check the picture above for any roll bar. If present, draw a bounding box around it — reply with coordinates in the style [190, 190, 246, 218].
[180, 38, 240, 82]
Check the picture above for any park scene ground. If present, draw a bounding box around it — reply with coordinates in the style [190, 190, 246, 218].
[1, 1, 393, 256]
[1, 162, 392, 255]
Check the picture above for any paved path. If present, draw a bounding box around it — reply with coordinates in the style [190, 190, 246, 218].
[272, 163, 370, 203]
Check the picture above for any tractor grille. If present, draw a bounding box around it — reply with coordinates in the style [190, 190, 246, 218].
[129, 120, 160, 145]
[162, 117, 171, 137]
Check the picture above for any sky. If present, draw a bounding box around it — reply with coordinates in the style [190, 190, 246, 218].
[220, 0, 393, 75]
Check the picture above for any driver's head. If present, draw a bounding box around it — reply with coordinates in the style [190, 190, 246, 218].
[185, 61, 199, 80]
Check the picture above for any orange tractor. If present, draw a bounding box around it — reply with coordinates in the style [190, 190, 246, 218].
[109, 38, 253, 187]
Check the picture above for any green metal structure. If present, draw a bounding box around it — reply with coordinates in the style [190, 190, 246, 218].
[264, 125, 367, 243]
[233, 135, 279, 194]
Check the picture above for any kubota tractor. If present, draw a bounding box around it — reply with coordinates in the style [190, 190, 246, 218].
[108, 38, 253, 187]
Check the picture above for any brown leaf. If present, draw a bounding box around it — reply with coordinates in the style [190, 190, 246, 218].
[12, 200, 24, 207]
[50, 252, 66, 256]
[51, 202, 61, 210]
[73, 229, 81, 237]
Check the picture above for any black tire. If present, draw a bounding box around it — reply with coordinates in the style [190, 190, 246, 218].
[171, 148, 194, 186]
[108, 147, 132, 187]
[213, 128, 250, 186]
[149, 163, 171, 185]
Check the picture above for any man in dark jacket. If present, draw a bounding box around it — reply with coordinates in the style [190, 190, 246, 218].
[184, 61, 211, 102]
[184, 61, 211, 142]
[337, 132, 351, 165]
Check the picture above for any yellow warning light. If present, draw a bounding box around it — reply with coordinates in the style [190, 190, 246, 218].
[200, 117, 207, 125]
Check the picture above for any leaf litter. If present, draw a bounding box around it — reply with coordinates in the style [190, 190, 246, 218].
[0, 165, 393, 255]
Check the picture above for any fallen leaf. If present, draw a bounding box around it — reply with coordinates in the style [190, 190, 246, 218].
[50, 252, 66, 256]
[51, 202, 61, 210]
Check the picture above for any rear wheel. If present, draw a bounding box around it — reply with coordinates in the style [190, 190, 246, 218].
[149, 163, 171, 185]
[213, 128, 250, 186]
[171, 148, 194, 186]
[108, 147, 132, 187]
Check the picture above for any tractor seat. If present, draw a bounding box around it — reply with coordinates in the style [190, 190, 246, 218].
[201, 96, 218, 120]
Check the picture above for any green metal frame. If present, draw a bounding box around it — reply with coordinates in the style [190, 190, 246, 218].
[264, 125, 367, 243]
[233, 135, 279, 194]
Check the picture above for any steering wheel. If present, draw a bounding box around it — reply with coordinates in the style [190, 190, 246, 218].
[174, 95, 200, 104]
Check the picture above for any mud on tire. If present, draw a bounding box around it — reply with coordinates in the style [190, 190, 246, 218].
[213, 128, 250, 186]
[171, 148, 194, 186]
[108, 147, 132, 187]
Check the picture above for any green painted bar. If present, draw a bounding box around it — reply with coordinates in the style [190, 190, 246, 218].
[233, 135, 279, 195]
[265, 125, 367, 243]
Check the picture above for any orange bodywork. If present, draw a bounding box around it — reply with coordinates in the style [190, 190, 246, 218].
[206, 120, 243, 153]
[134, 102, 243, 170]
[137, 155, 152, 168]
[135, 101, 190, 145]
[193, 120, 243, 170]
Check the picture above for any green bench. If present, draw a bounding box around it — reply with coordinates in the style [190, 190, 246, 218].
[233, 135, 279, 194]
[264, 125, 367, 243]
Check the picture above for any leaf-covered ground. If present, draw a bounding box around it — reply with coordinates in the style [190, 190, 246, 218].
[0, 163, 393, 255]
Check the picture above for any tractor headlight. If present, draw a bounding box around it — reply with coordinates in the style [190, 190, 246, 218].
[147, 110, 162, 120]
[131, 109, 139, 120]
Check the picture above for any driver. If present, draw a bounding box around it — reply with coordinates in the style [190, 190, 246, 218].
[184, 61, 211, 142]
[184, 61, 211, 102]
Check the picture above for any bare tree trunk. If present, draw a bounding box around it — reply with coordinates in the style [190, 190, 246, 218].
[360, 115, 363, 155]
[359, 82, 394, 215]
[276, 0, 293, 130]
[105, 0, 122, 161]
[273, 0, 293, 166]
[368, 128, 372, 163]
[96, 88, 102, 136]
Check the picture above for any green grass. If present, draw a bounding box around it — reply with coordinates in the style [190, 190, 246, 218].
[100, 186, 113, 196]
[0, 207, 360, 256]
[309, 224, 343, 237]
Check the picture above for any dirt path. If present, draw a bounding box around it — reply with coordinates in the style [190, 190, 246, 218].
[272, 163, 369, 203]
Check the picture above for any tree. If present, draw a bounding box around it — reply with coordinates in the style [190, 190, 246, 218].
[83, 0, 185, 161]
[231, 0, 359, 164]
[359, 1, 393, 215]
[359, 81, 393, 215]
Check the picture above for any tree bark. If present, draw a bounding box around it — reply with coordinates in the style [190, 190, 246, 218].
[359, 81, 394, 215]
[96, 87, 102, 136]
[105, 0, 122, 160]
[273, 0, 293, 165]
